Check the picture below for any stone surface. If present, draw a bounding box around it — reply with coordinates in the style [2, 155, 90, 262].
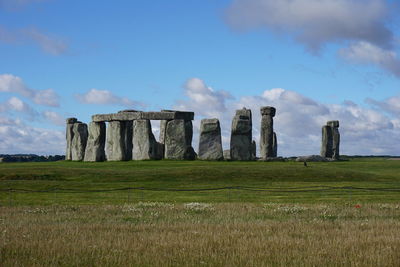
[65, 118, 77, 160]
[332, 126, 340, 160]
[84, 122, 106, 162]
[123, 121, 133, 160]
[260, 106, 276, 116]
[223, 150, 231, 160]
[164, 119, 195, 160]
[320, 125, 333, 158]
[71, 122, 88, 161]
[251, 140, 257, 159]
[132, 120, 162, 160]
[159, 120, 169, 144]
[106, 121, 129, 161]
[230, 108, 253, 161]
[260, 106, 276, 159]
[92, 111, 194, 122]
[198, 118, 223, 160]
[327, 120, 339, 128]
[273, 132, 277, 157]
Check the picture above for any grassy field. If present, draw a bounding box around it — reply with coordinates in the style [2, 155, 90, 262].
[1, 158, 399, 266]
[0, 158, 400, 204]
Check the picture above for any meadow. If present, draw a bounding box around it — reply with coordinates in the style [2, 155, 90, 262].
[1, 158, 399, 266]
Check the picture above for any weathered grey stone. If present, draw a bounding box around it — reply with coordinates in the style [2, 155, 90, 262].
[106, 121, 129, 161]
[198, 118, 223, 160]
[223, 150, 231, 160]
[272, 132, 277, 157]
[66, 118, 77, 124]
[84, 122, 106, 162]
[92, 111, 194, 122]
[132, 120, 162, 160]
[164, 119, 195, 160]
[71, 122, 88, 161]
[260, 106, 276, 117]
[251, 140, 257, 159]
[65, 118, 77, 160]
[260, 106, 276, 159]
[159, 120, 169, 144]
[320, 120, 340, 159]
[320, 125, 333, 158]
[230, 108, 253, 161]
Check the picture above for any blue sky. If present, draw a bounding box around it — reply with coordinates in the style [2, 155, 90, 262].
[1, 0, 400, 156]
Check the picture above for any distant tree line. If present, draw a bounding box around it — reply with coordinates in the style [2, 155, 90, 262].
[0, 154, 65, 163]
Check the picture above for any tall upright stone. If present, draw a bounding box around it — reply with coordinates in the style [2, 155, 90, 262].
[65, 118, 77, 160]
[165, 119, 196, 160]
[198, 118, 223, 160]
[106, 121, 128, 161]
[132, 119, 162, 160]
[230, 108, 253, 161]
[260, 106, 276, 159]
[71, 122, 88, 161]
[321, 120, 340, 160]
[84, 121, 106, 162]
[272, 132, 278, 157]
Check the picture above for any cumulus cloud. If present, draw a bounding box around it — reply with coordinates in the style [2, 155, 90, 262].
[76, 89, 145, 108]
[340, 41, 400, 77]
[0, 116, 65, 155]
[0, 25, 68, 55]
[42, 110, 65, 126]
[225, 0, 400, 76]
[0, 74, 59, 107]
[0, 97, 38, 119]
[366, 95, 400, 116]
[175, 78, 400, 156]
[225, 0, 392, 52]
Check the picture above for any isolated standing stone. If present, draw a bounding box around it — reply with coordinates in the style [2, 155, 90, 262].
[132, 119, 162, 160]
[230, 108, 253, 161]
[260, 106, 276, 159]
[165, 119, 196, 160]
[106, 121, 129, 161]
[71, 122, 88, 161]
[321, 120, 340, 160]
[198, 118, 223, 160]
[65, 118, 77, 160]
[84, 122, 106, 162]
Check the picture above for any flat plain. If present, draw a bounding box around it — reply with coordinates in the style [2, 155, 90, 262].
[1, 158, 399, 266]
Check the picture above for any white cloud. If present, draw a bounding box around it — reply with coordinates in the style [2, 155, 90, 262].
[0, 25, 68, 56]
[76, 88, 144, 108]
[225, 0, 392, 52]
[0, 74, 59, 107]
[0, 116, 64, 155]
[175, 78, 400, 156]
[340, 41, 400, 77]
[42, 110, 65, 126]
[0, 96, 38, 118]
[366, 95, 400, 116]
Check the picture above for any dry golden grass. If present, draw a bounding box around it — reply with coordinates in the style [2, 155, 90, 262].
[1, 203, 400, 266]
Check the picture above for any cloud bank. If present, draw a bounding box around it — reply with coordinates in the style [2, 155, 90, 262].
[225, 0, 400, 77]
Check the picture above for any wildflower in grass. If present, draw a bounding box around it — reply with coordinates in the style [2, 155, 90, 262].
[355, 204, 361, 209]
[184, 202, 214, 212]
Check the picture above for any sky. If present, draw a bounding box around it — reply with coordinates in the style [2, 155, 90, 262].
[1, 0, 400, 156]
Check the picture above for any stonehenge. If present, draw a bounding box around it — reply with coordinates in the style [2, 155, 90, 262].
[66, 106, 341, 162]
[198, 118, 223, 160]
[321, 120, 340, 160]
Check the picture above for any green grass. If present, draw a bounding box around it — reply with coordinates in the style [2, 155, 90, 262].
[0, 158, 399, 205]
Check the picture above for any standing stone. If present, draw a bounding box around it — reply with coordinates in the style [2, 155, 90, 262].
[71, 122, 88, 161]
[132, 120, 162, 160]
[328, 120, 340, 160]
[84, 122, 106, 162]
[272, 132, 278, 157]
[260, 106, 276, 159]
[230, 108, 253, 161]
[198, 118, 223, 160]
[251, 140, 257, 159]
[106, 121, 129, 161]
[65, 118, 77, 160]
[320, 125, 333, 158]
[321, 120, 340, 159]
[165, 119, 196, 160]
